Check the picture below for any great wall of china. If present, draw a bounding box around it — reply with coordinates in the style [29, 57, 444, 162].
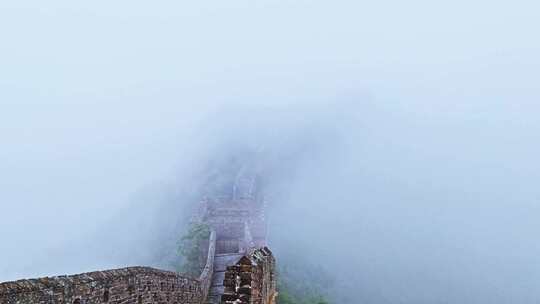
[0, 169, 277, 304]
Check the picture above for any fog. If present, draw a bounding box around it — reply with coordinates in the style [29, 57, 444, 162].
[1, 0, 539, 303]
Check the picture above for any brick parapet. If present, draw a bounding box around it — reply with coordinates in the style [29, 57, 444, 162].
[222, 247, 276, 304]
[0, 267, 205, 304]
[199, 229, 217, 301]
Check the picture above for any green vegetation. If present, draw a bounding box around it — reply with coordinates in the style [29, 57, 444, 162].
[276, 263, 332, 304]
[278, 286, 329, 304]
[177, 223, 211, 276]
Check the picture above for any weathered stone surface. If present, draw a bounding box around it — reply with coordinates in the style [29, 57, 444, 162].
[0, 267, 205, 304]
[221, 248, 276, 304]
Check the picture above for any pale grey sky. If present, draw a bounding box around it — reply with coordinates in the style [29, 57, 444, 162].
[1, 1, 539, 303]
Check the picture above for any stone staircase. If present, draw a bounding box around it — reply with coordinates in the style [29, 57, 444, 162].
[207, 253, 244, 304]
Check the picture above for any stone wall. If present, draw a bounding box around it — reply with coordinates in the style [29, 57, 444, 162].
[221, 247, 277, 304]
[202, 197, 267, 255]
[0, 176, 278, 304]
[198, 230, 217, 302]
[0, 267, 204, 304]
[0, 231, 218, 304]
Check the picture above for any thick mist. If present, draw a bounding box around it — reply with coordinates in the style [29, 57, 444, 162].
[1, 0, 539, 303]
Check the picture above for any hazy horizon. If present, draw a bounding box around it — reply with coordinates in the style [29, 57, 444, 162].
[1, 1, 539, 303]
